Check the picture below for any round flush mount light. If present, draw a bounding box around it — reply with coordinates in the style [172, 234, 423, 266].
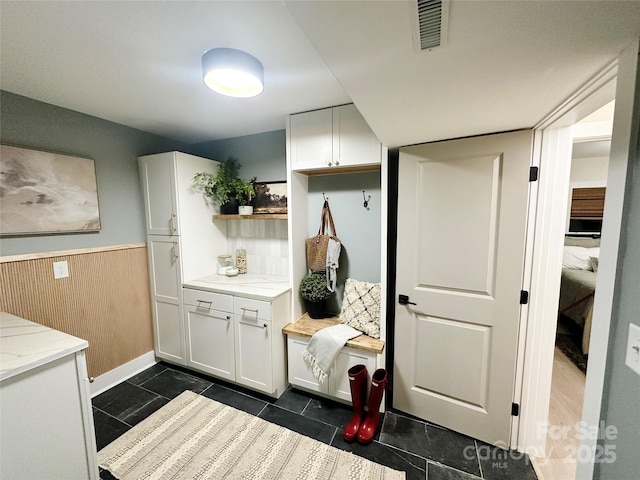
[202, 48, 264, 98]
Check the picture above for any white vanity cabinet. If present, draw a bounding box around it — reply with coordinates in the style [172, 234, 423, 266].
[0, 313, 98, 480]
[182, 282, 291, 398]
[289, 104, 382, 172]
[139, 151, 226, 367]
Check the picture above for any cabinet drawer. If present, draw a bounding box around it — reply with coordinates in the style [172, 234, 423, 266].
[182, 288, 233, 312]
[234, 297, 271, 321]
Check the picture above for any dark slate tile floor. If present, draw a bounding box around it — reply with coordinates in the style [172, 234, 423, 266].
[92, 362, 537, 480]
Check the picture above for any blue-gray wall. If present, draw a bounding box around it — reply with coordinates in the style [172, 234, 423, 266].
[595, 98, 640, 479]
[308, 172, 381, 314]
[0, 90, 189, 256]
[190, 130, 286, 183]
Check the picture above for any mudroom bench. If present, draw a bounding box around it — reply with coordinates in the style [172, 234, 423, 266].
[282, 314, 384, 403]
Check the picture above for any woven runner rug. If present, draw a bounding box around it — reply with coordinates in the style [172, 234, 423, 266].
[98, 390, 405, 480]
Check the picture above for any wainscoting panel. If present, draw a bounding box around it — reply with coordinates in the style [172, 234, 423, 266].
[0, 244, 153, 378]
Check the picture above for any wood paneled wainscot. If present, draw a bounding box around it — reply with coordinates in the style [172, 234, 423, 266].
[283, 314, 384, 403]
[0, 244, 154, 378]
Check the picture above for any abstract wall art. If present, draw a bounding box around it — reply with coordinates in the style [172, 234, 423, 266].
[0, 144, 101, 235]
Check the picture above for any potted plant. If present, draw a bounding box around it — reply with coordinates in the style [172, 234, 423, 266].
[238, 179, 256, 215]
[192, 157, 255, 214]
[300, 273, 332, 319]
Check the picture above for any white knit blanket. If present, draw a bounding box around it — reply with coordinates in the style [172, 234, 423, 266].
[303, 324, 361, 384]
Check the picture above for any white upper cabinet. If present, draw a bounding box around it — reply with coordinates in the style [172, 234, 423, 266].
[289, 108, 333, 170]
[139, 153, 179, 235]
[289, 104, 381, 172]
[139, 151, 220, 237]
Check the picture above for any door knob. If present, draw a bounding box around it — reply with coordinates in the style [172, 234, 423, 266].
[398, 294, 417, 306]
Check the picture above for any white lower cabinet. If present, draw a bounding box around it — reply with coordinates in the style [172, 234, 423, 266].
[184, 307, 235, 381]
[183, 287, 289, 397]
[287, 334, 377, 402]
[235, 312, 273, 392]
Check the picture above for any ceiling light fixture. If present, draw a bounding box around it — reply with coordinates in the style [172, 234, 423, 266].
[202, 48, 264, 98]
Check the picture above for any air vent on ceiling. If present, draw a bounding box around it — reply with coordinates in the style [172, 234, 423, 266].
[416, 0, 449, 51]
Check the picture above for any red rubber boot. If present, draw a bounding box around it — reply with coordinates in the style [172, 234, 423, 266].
[357, 369, 387, 444]
[343, 364, 368, 442]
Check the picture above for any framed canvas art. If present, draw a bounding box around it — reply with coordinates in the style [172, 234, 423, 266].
[0, 144, 101, 235]
[252, 180, 287, 214]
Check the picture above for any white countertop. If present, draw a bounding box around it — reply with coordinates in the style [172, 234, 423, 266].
[0, 312, 88, 382]
[183, 273, 291, 301]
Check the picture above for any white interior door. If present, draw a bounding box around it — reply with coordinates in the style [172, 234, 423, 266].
[394, 130, 533, 446]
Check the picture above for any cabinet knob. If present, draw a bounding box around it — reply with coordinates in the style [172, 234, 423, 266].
[327, 161, 332, 167]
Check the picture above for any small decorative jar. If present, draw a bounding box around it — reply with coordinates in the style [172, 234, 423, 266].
[236, 248, 247, 274]
[217, 254, 233, 275]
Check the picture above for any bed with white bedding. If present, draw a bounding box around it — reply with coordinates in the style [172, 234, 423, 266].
[558, 237, 600, 355]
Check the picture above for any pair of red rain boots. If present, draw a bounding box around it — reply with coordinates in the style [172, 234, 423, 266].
[343, 365, 387, 444]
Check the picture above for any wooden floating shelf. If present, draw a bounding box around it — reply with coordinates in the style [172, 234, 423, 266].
[282, 313, 385, 355]
[294, 164, 380, 176]
[213, 214, 288, 220]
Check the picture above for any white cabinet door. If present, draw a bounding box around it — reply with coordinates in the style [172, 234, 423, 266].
[139, 154, 178, 236]
[234, 314, 273, 393]
[287, 335, 327, 394]
[332, 104, 381, 168]
[185, 305, 235, 381]
[330, 347, 377, 402]
[148, 236, 185, 364]
[290, 108, 333, 170]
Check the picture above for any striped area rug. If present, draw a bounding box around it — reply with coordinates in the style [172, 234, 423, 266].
[98, 390, 405, 480]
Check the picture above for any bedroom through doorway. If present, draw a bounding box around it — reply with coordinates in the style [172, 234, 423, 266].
[531, 101, 614, 480]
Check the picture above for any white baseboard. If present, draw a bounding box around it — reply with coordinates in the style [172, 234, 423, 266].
[90, 351, 157, 397]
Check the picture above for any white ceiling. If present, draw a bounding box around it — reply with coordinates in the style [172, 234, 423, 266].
[1, 1, 639, 148]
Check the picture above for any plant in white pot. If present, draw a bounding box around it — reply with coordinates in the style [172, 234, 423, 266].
[192, 157, 255, 214]
[300, 273, 332, 319]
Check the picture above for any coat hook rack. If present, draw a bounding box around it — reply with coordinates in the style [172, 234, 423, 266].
[362, 190, 370, 210]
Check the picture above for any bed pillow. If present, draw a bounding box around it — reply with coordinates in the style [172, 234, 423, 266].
[339, 278, 381, 339]
[563, 246, 600, 270]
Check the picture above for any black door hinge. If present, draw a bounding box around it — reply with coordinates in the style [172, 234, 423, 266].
[529, 166, 539, 182]
[512, 403, 520, 416]
[520, 290, 529, 305]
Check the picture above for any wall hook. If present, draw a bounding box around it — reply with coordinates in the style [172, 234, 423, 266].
[322, 192, 329, 202]
[362, 190, 371, 210]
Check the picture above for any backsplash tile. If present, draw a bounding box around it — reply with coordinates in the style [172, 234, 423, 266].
[226, 219, 288, 276]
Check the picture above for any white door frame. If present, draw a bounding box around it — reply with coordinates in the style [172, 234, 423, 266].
[512, 59, 618, 454]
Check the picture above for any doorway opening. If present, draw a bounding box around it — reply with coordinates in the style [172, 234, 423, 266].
[530, 101, 614, 480]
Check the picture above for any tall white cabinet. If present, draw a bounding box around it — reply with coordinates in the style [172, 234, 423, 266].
[286, 103, 389, 399]
[139, 151, 226, 366]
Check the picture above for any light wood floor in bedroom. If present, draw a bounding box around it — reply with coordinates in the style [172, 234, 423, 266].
[531, 347, 586, 480]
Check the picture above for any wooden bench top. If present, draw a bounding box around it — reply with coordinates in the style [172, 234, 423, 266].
[282, 313, 385, 355]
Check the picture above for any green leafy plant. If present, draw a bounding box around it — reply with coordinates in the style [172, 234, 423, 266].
[299, 273, 331, 302]
[193, 157, 255, 206]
